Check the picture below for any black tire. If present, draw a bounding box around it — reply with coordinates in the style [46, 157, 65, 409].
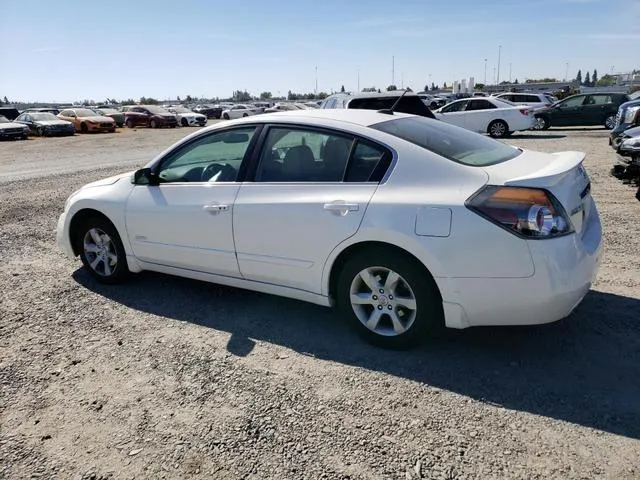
[242, 113, 248, 117]
[150, 120, 157, 129]
[80, 122, 88, 134]
[336, 248, 443, 349]
[181, 118, 189, 127]
[604, 114, 616, 130]
[223, 113, 230, 120]
[126, 118, 135, 129]
[76, 216, 129, 284]
[488, 120, 508, 138]
[37, 126, 45, 137]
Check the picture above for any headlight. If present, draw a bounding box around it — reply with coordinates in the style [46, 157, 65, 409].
[620, 137, 640, 151]
[623, 106, 640, 124]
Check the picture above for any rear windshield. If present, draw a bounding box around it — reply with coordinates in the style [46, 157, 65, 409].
[371, 116, 521, 166]
[348, 96, 435, 119]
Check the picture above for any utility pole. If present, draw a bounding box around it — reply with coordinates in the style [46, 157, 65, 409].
[315, 66, 318, 97]
[496, 45, 502, 84]
[401, 73, 404, 90]
[484, 58, 487, 85]
[509, 63, 512, 83]
[392, 56, 395, 86]
[357, 69, 360, 92]
[565, 62, 569, 82]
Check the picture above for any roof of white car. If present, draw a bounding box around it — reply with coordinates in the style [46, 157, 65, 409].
[239, 109, 410, 127]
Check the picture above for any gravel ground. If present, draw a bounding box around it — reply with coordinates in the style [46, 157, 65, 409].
[1, 126, 639, 480]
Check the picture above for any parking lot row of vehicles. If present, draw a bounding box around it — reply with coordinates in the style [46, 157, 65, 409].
[609, 94, 640, 200]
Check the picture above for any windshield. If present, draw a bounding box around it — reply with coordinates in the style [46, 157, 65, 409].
[371, 116, 521, 166]
[171, 106, 191, 113]
[630, 90, 640, 100]
[97, 108, 118, 115]
[31, 113, 59, 121]
[75, 108, 98, 117]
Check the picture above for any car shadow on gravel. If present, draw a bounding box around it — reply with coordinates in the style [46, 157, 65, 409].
[510, 134, 567, 140]
[74, 270, 640, 439]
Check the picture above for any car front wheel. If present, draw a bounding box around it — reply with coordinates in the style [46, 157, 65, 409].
[336, 249, 443, 349]
[604, 114, 616, 130]
[533, 116, 550, 130]
[77, 217, 129, 284]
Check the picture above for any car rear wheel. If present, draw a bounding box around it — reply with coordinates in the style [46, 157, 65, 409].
[223, 113, 230, 120]
[150, 120, 157, 129]
[488, 120, 508, 138]
[126, 119, 135, 128]
[76, 217, 129, 284]
[37, 126, 45, 137]
[336, 249, 443, 349]
[242, 113, 248, 117]
[181, 118, 188, 127]
[604, 114, 616, 130]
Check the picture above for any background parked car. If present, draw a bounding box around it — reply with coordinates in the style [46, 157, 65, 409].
[609, 91, 640, 148]
[264, 103, 300, 113]
[57, 108, 116, 133]
[14, 112, 75, 136]
[124, 105, 178, 128]
[0, 115, 29, 140]
[221, 104, 260, 120]
[534, 92, 630, 130]
[321, 92, 436, 119]
[192, 104, 223, 119]
[167, 106, 207, 127]
[493, 92, 555, 111]
[24, 107, 61, 116]
[434, 97, 535, 138]
[93, 108, 125, 127]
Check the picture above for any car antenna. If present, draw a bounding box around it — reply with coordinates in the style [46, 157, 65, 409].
[378, 89, 410, 115]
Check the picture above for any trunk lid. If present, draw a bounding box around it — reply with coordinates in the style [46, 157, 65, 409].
[483, 150, 592, 234]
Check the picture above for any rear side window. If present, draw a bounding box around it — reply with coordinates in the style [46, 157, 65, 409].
[372, 116, 520, 166]
[466, 100, 496, 110]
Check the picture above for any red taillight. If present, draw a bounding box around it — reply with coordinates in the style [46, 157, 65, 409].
[466, 186, 573, 239]
[518, 108, 530, 116]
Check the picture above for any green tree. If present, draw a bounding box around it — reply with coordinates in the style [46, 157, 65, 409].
[443, 82, 448, 89]
[259, 91, 272, 100]
[584, 71, 591, 86]
[139, 97, 158, 105]
[576, 69, 582, 84]
[362, 87, 377, 92]
[0, 97, 3, 105]
[597, 74, 616, 86]
[232, 90, 252, 102]
[340, 85, 345, 93]
[386, 85, 397, 91]
[474, 83, 485, 90]
[2, 96, 7, 104]
[592, 69, 598, 86]
[185, 95, 193, 102]
[177, 96, 181, 102]
[424, 84, 429, 92]
[514, 78, 519, 84]
[431, 82, 436, 91]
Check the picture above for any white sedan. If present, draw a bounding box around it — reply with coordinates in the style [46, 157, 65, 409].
[434, 97, 536, 137]
[221, 104, 259, 120]
[167, 106, 207, 127]
[57, 110, 601, 348]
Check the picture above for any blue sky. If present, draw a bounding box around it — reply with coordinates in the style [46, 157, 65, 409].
[1, 0, 639, 102]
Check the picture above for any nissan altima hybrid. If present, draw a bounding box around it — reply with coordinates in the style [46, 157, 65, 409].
[57, 109, 602, 348]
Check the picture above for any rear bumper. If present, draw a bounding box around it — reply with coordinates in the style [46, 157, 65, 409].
[441, 200, 602, 328]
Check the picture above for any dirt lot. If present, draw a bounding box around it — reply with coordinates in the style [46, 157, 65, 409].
[1, 126, 639, 480]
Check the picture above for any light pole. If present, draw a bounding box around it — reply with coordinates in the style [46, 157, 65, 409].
[392, 56, 395, 86]
[357, 69, 360, 92]
[484, 58, 487, 85]
[496, 45, 502, 84]
[565, 62, 569, 82]
[315, 66, 318, 97]
[509, 63, 512, 83]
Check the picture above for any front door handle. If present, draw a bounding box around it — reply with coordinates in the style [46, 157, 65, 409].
[203, 204, 229, 214]
[324, 202, 359, 215]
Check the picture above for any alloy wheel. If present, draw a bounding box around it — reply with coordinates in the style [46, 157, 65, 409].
[82, 228, 118, 277]
[490, 121, 507, 137]
[605, 115, 616, 130]
[349, 267, 417, 337]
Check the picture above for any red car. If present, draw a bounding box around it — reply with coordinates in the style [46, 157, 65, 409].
[124, 105, 178, 129]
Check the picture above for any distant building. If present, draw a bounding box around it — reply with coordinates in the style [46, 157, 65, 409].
[484, 81, 579, 94]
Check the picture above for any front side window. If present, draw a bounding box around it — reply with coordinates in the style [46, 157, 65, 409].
[256, 127, 355, 182]
[157, 127, 256, 183]
[561, 96, 585, 107]
[372, 116, 520, 166]
[441, 100, 468, 113]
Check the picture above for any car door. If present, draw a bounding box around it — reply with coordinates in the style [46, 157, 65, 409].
[435, 100, 469, 129]
[464, 99, 497, 132]
[549, 95, 586, 126]
[125, 125, 259, 276]
[233, 125, 390, 293]
[58, 110, 78, 130]
[582, 94, 612, 125]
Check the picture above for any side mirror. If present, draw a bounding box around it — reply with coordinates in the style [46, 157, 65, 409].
[132, 167, 159, 186]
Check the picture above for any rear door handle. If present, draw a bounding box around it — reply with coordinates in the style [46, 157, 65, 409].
[203, 204, 229, 214]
